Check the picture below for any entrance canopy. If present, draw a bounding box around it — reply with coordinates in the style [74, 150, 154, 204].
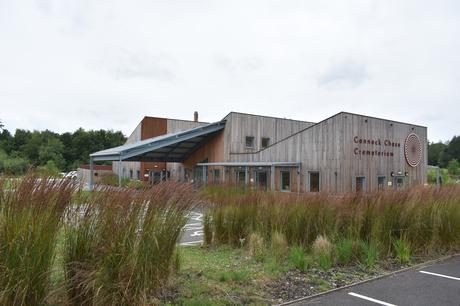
[90, 120, 226, 162]
[88, 120, 225, 189]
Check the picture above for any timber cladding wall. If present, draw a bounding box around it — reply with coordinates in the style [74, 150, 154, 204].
[230, 112, 427, 193]
[223, 112, 315, 157]
[341, 113, 427, 192]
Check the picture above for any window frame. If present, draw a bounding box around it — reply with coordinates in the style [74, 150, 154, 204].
[280, 170, 291, 192]
[213, 169, 221, 184]
[355, 176, 366, 192]
[377, 176, 386, 190]
[245, 136, 255, 148]
[307, 170, 321, 192]
[261, 137, 270, 148]
[236, 170, 246, 184]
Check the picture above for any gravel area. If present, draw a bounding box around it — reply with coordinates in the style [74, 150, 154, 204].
[266, 266, 382, 303]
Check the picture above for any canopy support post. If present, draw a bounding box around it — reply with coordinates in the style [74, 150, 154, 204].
[245, 166, 249, 186]
[297, 164, 301, 194]
[89, 157, 94, 191]
[118, 156, 122, 187]
[271, 165, 275, 191]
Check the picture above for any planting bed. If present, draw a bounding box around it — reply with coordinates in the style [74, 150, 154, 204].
[161, 246, 455, 305]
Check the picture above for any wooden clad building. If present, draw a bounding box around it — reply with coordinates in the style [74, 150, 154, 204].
[105, 111, 427, 193]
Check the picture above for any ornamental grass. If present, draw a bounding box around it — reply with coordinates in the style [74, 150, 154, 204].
[0, 175, 76, 305]
[203, 185, 460, 259]
[63, 182, 197, 305]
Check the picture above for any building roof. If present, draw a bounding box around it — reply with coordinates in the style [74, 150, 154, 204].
[79, 164, 113, 171]
[90, 120, 226, 162]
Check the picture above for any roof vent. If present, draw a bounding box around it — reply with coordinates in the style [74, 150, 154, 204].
[194, 111, 198, 122]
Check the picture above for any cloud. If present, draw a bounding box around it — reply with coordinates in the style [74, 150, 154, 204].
[216, 55, 264, 73]
[93, 49, 176, 81]
[318, 59, 370, 90]
[0, 0, 459, 142]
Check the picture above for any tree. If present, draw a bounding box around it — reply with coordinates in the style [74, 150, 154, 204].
[38, 138, 65, 169]
[447, 159, 459, 176]
[428, 141, 447, 166]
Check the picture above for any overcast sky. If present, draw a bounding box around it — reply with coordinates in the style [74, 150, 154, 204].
[1, 0, 459, 142]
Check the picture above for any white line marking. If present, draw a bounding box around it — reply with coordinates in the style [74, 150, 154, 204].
[179, 240, 203, 246]
[348, 292, 397, 306]
[419, 270, 460, 281]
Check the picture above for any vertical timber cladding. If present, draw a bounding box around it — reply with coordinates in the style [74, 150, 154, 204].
[231, 112, 427, 193]
[342, 113, 427, 192]
[140, 117, 167, 181]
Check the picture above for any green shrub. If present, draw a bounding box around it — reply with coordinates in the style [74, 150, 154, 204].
[36, 160, 60, 177]
[312, 235, 334, 270]
[336, 238, 356, 265]
[393, 239, 411, 264]
[289, 246, 309, 271]
[271, 232, 288, 263]
[358, 240, 380, 268]
[219, 270, 249, 283]
[1, 156, 30, 175]
[125, 179, 147, 189]
[99, 173, 130, 187]
[203, 211, 213, 246]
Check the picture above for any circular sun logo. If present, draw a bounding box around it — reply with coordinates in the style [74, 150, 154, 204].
[404, 133, 422, 167]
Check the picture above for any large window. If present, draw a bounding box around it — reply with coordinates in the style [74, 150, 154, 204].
[261, 137, 270, 148]
[356, 176, 366, 192]
[309, 171, 320, 192]
[236, 171, 246, 184]
[377, 176, 386, 190]
[280, 171, 291, 191]
[213, 169, 221, 184]
[245, 136, 255, 148]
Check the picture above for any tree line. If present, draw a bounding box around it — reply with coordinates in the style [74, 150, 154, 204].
[0, 120, 126, 175]
[428, 135, 460, 176]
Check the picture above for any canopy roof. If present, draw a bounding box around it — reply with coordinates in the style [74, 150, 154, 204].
[90, 120, 226, 162]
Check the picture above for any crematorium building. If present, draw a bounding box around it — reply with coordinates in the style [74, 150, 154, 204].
[90, 111, 427, 193]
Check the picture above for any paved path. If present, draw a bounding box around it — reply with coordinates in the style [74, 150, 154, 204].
[179, 210, 204, 246]
[292, 255, 460, 306]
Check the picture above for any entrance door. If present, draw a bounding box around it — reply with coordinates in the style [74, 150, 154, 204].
[149, 170, 162, 184]
[257, 171, 268, 190]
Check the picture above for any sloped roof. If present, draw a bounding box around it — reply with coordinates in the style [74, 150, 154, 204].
[90, 120, 226, 162]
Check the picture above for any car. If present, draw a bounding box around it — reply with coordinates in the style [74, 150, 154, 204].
[64, 171, 77, 180]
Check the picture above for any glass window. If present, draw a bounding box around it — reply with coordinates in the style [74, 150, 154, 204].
[245, 136, 255, 148]
[309, 171, 320, 192]
[261, 137, 270, 148]
[378, 176, 386, 190]
[236, 171, 246, 184]
[281, 171, 291, 191]
[213, 169, 221, 184]
[395, 176, 404, 189]
[129, 169, 133, 179]
[356, 176, 365, 192]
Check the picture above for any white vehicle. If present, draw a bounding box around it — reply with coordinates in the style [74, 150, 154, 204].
[65, 171, 77, 180]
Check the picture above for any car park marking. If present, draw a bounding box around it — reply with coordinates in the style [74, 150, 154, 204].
[419, 270, 460, 281]
[179, 240, 203, 246]
[348, 292, 397, 306]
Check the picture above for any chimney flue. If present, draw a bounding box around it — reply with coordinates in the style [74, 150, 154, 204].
[193, 111, 198, 122]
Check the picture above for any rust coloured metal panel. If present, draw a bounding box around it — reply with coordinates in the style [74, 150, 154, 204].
[140, 117, 167, 181]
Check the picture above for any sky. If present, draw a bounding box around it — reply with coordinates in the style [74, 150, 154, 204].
[0, 0, 459, 142]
